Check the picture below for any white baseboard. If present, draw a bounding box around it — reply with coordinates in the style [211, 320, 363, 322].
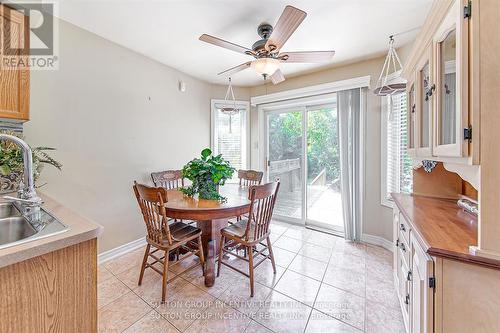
[98, 237, 146, 265]
[361, 233, 394, 252]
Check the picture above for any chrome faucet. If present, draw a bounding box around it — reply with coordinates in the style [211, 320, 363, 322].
[0, 134, 42, 208]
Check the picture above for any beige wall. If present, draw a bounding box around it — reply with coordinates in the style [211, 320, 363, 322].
[249, 44, 413, 241]
[24, 19, 250, 252]
[25, 15, 411, 252]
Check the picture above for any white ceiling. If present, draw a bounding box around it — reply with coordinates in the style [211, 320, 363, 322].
[53, 0, 433, 87]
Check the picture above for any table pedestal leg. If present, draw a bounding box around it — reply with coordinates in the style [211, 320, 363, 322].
[197, 219, 227, 287]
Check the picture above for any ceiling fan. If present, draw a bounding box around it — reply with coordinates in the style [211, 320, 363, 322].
[199, 5, 335, 84]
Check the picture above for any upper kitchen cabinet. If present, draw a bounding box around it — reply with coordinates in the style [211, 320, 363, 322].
[403, 0, 475, 165]
[407, 79, 416, 156]
[415, 46, 433, 157]
[432, 0, 469, 158]
[0, 4, 30, 121]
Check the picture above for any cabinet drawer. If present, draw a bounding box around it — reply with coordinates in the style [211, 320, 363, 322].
[398, 213, 410, 243]
[398, 253, 411, 328]
[398, 233, 411, 267]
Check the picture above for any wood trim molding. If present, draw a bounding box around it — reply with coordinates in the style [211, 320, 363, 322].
[402, 0, 454, 78]
[361, 233, 394, 253]
[250, 75, 371, 106]
[98, 237, 146, 265]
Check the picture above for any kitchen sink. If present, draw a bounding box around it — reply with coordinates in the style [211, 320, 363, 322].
[0, 203, 21, 219]
[0, 202, 68, 250]
[0, 216, 37, 246]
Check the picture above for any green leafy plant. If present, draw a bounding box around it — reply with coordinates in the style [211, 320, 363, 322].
[0, 131, 62, 181]
[180, 148, 235, 201]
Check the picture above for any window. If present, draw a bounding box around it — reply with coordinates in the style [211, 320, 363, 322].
[211, 100, 249, 182]
[381, 91, 413, 207]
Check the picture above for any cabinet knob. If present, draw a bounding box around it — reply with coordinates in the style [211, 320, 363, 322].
[400, 223, 406, 232]
[405, 294, 410, 305]
[399, 242, 406, 252]
[407, 271, 412, 281]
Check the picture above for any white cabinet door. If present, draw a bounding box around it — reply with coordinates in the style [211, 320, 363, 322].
[415, 46, 433, 158]
[433, 0, 469, 157]
[411, 237, 435, 333]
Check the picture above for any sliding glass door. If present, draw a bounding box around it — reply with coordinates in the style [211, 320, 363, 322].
[266, 109, 304, 221]
[265, 102, 344, 234]
[306, 105, 343, 232]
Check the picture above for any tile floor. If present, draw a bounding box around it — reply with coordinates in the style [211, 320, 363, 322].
[98, 221, 405, 333]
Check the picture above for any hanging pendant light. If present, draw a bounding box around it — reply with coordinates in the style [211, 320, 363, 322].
[374, 36, 406, 96]
[221, 77, 240, 133]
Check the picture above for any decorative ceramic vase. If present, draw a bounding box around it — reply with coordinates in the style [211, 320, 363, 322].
[0, 172, 22, 194]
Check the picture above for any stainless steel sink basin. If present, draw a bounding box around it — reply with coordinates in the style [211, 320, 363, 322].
[0, 216, 37, 246]
[0, 202, 68, 250]
[0, 203, 21, 218]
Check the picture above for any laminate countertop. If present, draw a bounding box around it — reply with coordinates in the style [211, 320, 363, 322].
[392, 193, 500, 270]
[0, 192, 102, 268]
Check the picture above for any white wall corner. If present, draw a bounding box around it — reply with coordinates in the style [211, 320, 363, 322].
[361, 233, 394, 252]
[98, 237, 146, 265]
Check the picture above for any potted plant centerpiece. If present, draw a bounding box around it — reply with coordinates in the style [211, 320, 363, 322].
[0, 131, 62, 193]
[180, 148, 235, 201]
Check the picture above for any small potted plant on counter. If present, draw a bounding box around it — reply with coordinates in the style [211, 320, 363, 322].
[0, 131, 62, 193]
[180, 148, 235, 201]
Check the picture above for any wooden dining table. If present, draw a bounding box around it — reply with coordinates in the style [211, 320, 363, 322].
[165, 184, 251, 287]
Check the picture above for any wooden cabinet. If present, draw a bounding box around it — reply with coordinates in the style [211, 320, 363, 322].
[432, 0, 469, 158]
[415, 46, 433, 157]
[393, 205, 435, 333]
[403, 0, 473, 164]
[0, 4, 30, 121]
[410, 236, 434, 333]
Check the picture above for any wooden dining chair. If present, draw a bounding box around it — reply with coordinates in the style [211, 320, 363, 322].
[151, 170, 184, 189]
[238, 169, 263, 187]
[234, 170, 264, 223]
[217, 181, 280, 297]
[133, 181, 205, 302]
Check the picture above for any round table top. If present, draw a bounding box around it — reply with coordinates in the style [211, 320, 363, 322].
[165, 184, 251, 220]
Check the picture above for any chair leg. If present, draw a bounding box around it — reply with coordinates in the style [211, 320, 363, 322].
[197, 235, 205, 274]
[161, 250, 169, 303]
[217, 235, 225, 277]
[266, 236, 277, 274]
[138, 244, 150, 286]
[248, 245, 255, 297]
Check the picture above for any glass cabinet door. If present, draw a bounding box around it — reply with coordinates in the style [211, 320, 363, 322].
[407, 81, 416, 152]
[433, 0, 469, 157]
[415, 47, 433, 157]
[438, 30, 457, 146]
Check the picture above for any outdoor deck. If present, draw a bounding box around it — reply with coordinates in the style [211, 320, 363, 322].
[274, 184, 344, 229]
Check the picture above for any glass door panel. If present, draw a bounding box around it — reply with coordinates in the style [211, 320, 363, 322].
[306, 105, 344, 232]
[438, 29, 457, 146]
[267, 110, 304, 221]
[407, 82, 416, 151]
[419, 61, 431, 149]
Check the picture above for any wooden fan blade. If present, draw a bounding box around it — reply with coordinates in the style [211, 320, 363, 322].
[217, 62, 252, 76]
[265, 6, 307, 51]
[279, 51, 335, 63]
[199, 34, 253, 55]
[270, 69, 285, 84]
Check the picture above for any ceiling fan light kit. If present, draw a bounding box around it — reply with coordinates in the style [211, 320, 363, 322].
[199, 5, 335, 85]
[251, 57, 280, 76]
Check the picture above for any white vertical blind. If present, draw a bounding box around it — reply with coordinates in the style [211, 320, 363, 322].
[211, 102, 248, 181]
[385, 92, 412, 200]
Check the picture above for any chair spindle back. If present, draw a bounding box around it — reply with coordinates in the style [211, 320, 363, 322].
[244, 181, 280, 241]
[133, 181, 173, 246]
[151, 170, 184, 190]
[238, 170, 264, 187]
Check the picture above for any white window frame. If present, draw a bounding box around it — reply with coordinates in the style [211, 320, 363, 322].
[210, 99, 250, 180]
[381, 71, 409, 208]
